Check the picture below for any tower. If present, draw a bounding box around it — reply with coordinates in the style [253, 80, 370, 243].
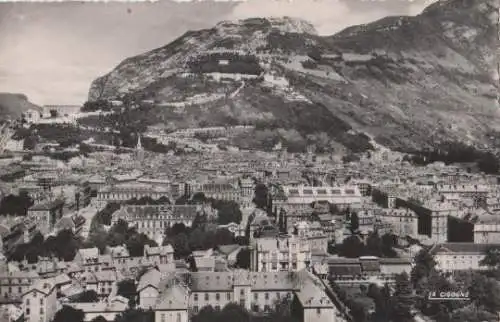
[135, 134, 144, 162]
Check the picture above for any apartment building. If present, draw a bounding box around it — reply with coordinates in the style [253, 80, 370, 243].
[250, 235, 312, 272]
[378, 208, 418, 237]
[27, 199, 64, 236]
[0, 271, 39, 300]
[79, 270, 117, 299]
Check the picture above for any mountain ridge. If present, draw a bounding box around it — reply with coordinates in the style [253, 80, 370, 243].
[0, 93, 42, 121]
[87, 0, 500, 153]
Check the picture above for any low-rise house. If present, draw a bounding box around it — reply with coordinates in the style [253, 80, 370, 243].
[0, 271, 39, 300]
[143, 244, 174, 265]
[79, 270, 117, 299]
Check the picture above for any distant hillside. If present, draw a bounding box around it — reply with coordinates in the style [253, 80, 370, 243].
[87, 0, 500, 152]
[0, 93, 42, 120]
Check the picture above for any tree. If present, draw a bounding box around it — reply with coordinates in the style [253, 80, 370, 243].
[480, 246, 500, 270]
[75, 290, 99, 303]
[187, 255, 198, 272]
[350, 212, 359, 232]
[253, 183, 269, 209]
[192, 306, 218, 322]
[364, 232, 383, 256]
[171, 232, 191, 259]
[411, 248, 436, 288]
[219, 303, 250, 322]
[235, 248, 251, 269]
[390, 272, 414, 322]
[53, 306, 85, 322]
[469, 273, 500, 312]
[0, 192, 34, 216]
[91, 316, 108, 322]
[338, 235, 364, 258]
[117, 279, 137, 305]
[367, 283, 390, 322]
[214, 228, 235, 247]
[114, 308, 154, 322]
[450, 304, 498, 322]
[126, 233, 157, 257]
[212, 200, 242, 225]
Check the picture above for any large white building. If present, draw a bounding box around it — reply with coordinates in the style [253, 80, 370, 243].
[137, 269, 337, 322]
[429, 243, 500, 272]
[250, 235, 312, 272]
[275, 185, 363, 212]
[111, 204, 202, 243]
[96, 183, 170, 206]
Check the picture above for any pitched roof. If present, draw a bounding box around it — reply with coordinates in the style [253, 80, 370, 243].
[216, 244, 241, 256]
[429, 243, 500, 255]
[155, 284, 189, 311]
[137, 268, 162, 292]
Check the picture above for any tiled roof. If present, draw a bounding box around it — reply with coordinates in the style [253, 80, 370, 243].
[430, 243, 500, 255]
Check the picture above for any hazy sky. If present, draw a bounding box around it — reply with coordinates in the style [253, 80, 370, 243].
[0, 0, 437, 105]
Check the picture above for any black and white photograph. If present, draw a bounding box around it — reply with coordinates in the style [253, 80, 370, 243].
[0, 0, 499, 321]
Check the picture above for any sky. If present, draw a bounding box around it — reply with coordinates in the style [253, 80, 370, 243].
[0, 0, 437, 105]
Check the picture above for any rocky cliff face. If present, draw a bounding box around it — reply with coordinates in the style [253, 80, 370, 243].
[88, 0, 500, 152]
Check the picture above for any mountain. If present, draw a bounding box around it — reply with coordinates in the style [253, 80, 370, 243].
[0, 93, 42, 121]
[87, 0, 500, 153]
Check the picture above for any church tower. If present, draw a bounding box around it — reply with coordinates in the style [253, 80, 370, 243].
[135, 134, 144, 162]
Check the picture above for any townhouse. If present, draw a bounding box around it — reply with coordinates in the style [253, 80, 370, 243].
[22, 278, 58, 322]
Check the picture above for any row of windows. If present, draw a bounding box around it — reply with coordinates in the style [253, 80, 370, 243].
[25, 298, 44, 306]
[160, 313, 181, 322]
[193, 292, 287, 302]
[25, 307, 44, 316]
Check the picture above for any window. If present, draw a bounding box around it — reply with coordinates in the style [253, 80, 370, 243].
[215, 305, 221, 311]
[177, 313, 181, 322]
[276, 292, 280, 299]
[26, 299, 30, 305]
[264, 305, 270, 312]
[193, 306, 199, 313]
[216, 293, 220, 301]
[240, 289, 244, 296]
[18, 287, 22, 293]
[265, 293, 269, 300]
[205, 293, 209, 301]
[26, 308, 30, 316]
[40, 307, 44, 314]
[252, 305, 259, 312]
[39, 298, 43, 305]
[317, 308, 321, 315]
[226, 293, 231, 300]
[161, 314, 166, 322]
